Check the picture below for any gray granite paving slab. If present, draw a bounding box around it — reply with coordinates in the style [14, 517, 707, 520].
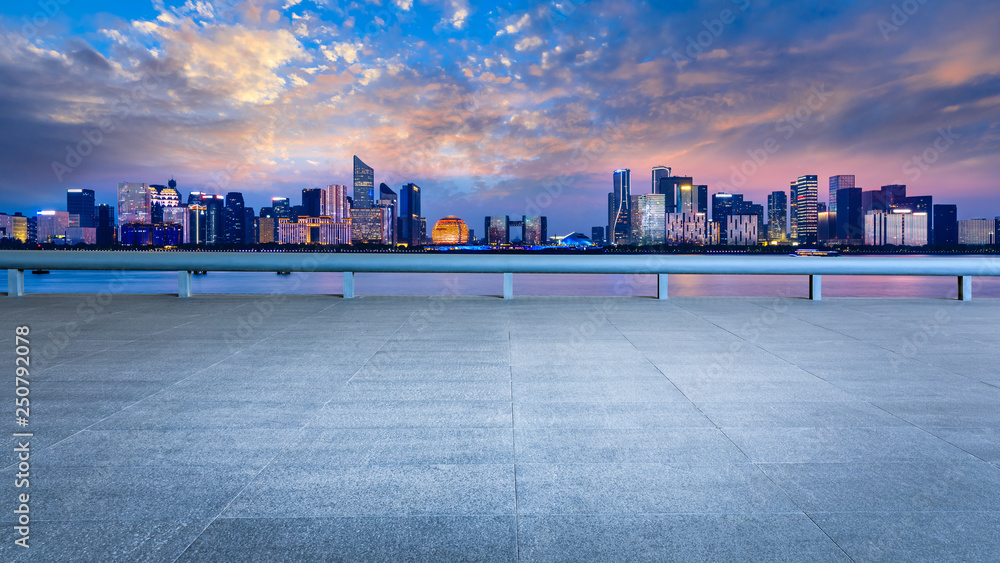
[177, 516, 517, 562]
[0, 465, 258, 520]
[759, 461, 1000, 512]
[224, 463, 515, 517]
[514, 400, 712, 429]
[518, 514, 849, 563]
[0, 519, 209, 563]
[515, 428, 748, 464]
[809, 511, 1000, 563]
[287, 427, 514, 465]
[697, 401, 910, 428]
[516, 462, 798, 515]
[311, 400, 512, 428]
[723, 427, 977, 463]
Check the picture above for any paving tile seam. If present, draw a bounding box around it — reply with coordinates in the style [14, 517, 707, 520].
[777, 301, 989, 387]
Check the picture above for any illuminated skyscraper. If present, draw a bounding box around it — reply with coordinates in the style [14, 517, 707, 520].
[353, 155, 375, 209]
[958, 219, 996, 245]
[0, 213, 28, 243]
[651, 166, 671, 194]
[399, 183, 421, 246]
[522, 215, 546, 245]
[351, 208, 389, 244]
[636, 194, 666, 245]
[767, 191, 787, 242]
[35, 210, 70, 243]
[118, 182, 150, 225]
[676, 181, 698, 214]
[187, 193, 224, 244]
[67, 188, 96, 228]
[272, 197, 291, 221]
[866, 210, 928, 246]
[828, 175, 855, 214]
[280, 216, 351, 245]
[486, 215, 509, 245]
[792, 175, 818, 243]
[223, 192, 246, 244]
[610, 169, 631, 244]
[727, 214, 759, 246]
[324, 185, 350, 222]
[378, 183, 398, 245]
[162, 206, 188, 244]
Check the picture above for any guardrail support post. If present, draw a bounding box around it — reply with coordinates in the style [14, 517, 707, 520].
[809, 275, 822, 301]
[958, 276, 972, 301]
[503, 273, 513, 300]
[178, 271, 192, 298]
[8, 269, 24, 297]
[657, 274, 668, 300]
[343, 271, 355, 299]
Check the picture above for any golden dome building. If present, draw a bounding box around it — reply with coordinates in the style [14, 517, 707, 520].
[431, 216, 470, 245]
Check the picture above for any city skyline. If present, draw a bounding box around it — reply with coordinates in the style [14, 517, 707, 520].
[2, 1, 1000, 234]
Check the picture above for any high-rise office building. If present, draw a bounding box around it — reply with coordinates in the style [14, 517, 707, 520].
[279, 216, 352, 245]
[222, 192, 245, 244]
[485, 215, 509, 245]
[933, 204, 958, 246]
[591, 227, 605, 245]
[609, 169, 631, 244]
[712, 193, 737, 243]
[378, 183, 398, 245]
[0, 213, 28, 243]
[866, 210, 928, 246]
[187, 204, 208, 244]
[818, 210, 836, 242]
[244, 207, 258, 245]
[665, 213, 716, 245]
[353, 155, 375, 209]
[35, 210, 70, 243]
[351, 208, 389, 244]
[162, 206, 188, 244]
[324, 185, 350, 222]
[399, 183, 421, 246]
[302, 188, 323, 217]
[792, 175, 818, 243]
[523, 215, 546, 245]
[96, 205, 115, 245]
[272, 197, 291, 221]
[789, 182, 799, 241]
[118, 182, 151, 225]
[636, 194, 666, 245]
[67, 188, 96, 228]
[836, 187, 863, 241]
[651, 166, 671, 194]
[828, 175, 855, 214]
[187, 193, 224, 244]
[767, 191, 787, 242]
[673, 178, 697, 213]
[727, 214, 758, 246]
[958, 219, 996, 245]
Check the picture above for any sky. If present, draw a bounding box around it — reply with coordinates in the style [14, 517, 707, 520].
[1, 0, 999, 235]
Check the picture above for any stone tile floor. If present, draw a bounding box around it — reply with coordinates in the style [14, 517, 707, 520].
[1, 294, 998, 561]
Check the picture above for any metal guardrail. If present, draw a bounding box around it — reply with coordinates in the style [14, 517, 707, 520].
[3, 250, 998, 300]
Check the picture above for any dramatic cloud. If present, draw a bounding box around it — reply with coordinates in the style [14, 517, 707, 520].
[1, 0, 999, 233]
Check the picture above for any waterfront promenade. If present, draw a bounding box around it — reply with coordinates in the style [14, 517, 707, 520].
[2, 293, 999, 561]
